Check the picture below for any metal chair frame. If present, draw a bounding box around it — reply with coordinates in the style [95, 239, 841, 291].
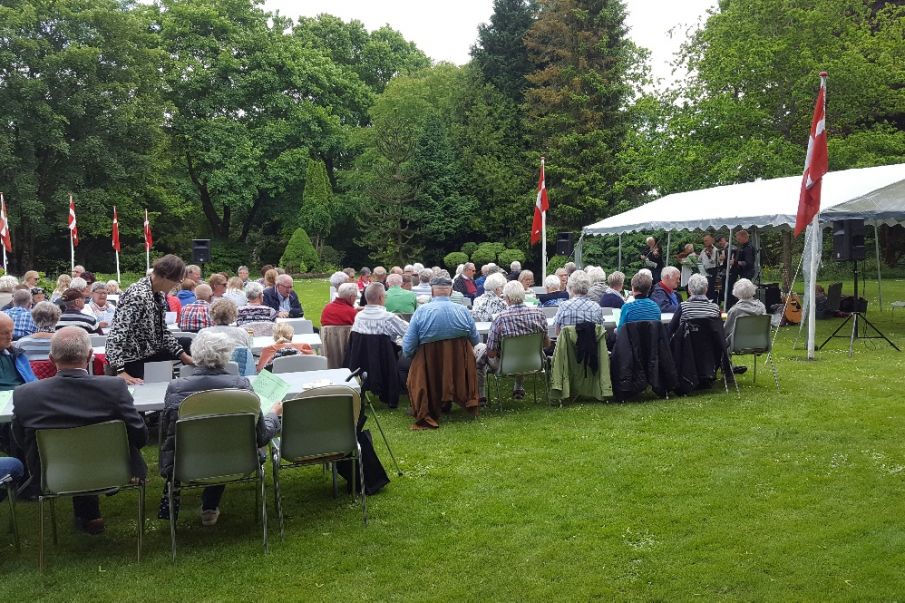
[729, 314, 780, 390]
[489, 331, 549, 408]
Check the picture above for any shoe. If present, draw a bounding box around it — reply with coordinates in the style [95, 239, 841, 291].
[201, 507, 220, 526]
[478, 397, 487, 407]
[512, 389, 525, 400]
[732, 366, 748, 375]
[75, 517, 105, 535]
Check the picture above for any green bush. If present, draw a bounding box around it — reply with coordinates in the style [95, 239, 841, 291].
[461, 241, 478, 257]
[498, 248, 526, 268]
[546, 254, 569, 273]
[470, 246, 497, 266]
[443, 251, 469, 271]
[317, 244, 344, 273]
[279, 228, 319, 274]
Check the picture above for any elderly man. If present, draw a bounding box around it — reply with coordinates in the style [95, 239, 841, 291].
[353, 283, 409, 341]
[263, 274, 303, 318]
[237, 265, 250, 286]
[453, 262, 478, 300]
[321, 282, 359, 326]
[4, 289, 36, 340]
[384, 273, 417, 313]
[553, 270, 604, 335]
[537, 275, 568, 307]
[0, 313, 37, 390]
[650, 266, 681, 313]
[87, 282, 116, 329]
[555, 268, 568, 291]
[179, 283, 214, 332]
[668, 273, 720, 336]
[411, 269, 433, 297]
[640, 236, 664, 283]
[56, 289, 101, 333]
[616, 271, 661, 331]
[475, 281, 549, 402]
[71, 265, 85, 279]
[185, 264, 203, 285]
[13, 327, 147, 533]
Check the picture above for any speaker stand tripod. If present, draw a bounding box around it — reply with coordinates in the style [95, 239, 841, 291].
[817, 260, 900, 357]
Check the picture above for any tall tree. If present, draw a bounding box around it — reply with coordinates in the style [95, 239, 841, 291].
[298, 158, 338, 253]
[523, 0, 635, 229]
[471, 0, 537, 104]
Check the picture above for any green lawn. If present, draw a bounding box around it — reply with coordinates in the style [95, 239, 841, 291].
[2, 278, 904, 600]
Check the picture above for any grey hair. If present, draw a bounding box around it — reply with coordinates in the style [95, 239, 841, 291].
[631, 271, 653, 297]
[386, 273, 403, 287]
[510, 260, 521, 271]
[276, 274, 293, 286]
[412, 262, 424, 272]
[209, 299, 237, 325]
[586, 266, 606, 284]
[503, 280, 526, 304]
[191, 330, 235, 369]
[567, 270, 591, 296]
[32, 301, 61, 329]
[733, 278, 757, 301]
[70, 277, 87, 291]
[237, 265, 248, 273]
[91, 281, 108, 293]
[337, 282, 358, 300]
[661, 266, 680, 280]
[483, 272, 507, 294]
[365, 282, 386, 304]
[12, 289, 31, 306]
[563, 262, 577, 274]
[244, 281, 264, 301]
[329, 271, 348, 290]
[544, 275, 560, 291]
[50, 327, 92, 364]
[419, 269, 433, 284]
[638, 268, 652, 278]
[607, 271, 625, 288]
[687, 273, 709, 296]
[0, 275, 19, 292]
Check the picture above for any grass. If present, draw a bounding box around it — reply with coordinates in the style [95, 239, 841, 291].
[2, 278, 904, 600]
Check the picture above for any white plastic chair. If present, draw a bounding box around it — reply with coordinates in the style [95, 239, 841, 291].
[271, 355, 328, 374]
[281, 319, 313, 334]
[143, 361, 174, 383]
[179, 362, 239, 378]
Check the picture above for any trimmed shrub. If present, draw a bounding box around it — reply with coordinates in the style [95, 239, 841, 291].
[443, 251, 469, 271]
[546, 254, 569, 274]
[498, 248, 526, 268]
[279, 228, 319, 274]
[470, 246, 497, 266]
[461, 241, 478, 257]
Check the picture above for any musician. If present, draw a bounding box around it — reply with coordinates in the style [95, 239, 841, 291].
[639, 236, 663, 283]
[699, 235, 720, 302]
[728, 230, 756, 309]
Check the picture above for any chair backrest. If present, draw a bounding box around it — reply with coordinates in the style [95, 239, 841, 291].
[271, 354, 328, 374]
[179, 331, 197, 341]
[282, 318, 314, 334]
[143, 360, 174, 383]
[498, 332, 546, 376]
[531, 286, 547, 295]
[165, 311, 177, 325]
[179, 388, 260, 418]
[462, 297, 473, 308]
[179, 361, 240, 379]
[542, 306, 559, 319]
[37, 420, 132, 495]
[89, 334, 107, 347]
[174, 413, 259, 483]
[600, 306, 615, 316]
[320, 325, 352, 370]
[279, 385, 360, 462]
[826, 282, 843, 313]
[730, 314, 772, 354]
[243, 321, 276, 336]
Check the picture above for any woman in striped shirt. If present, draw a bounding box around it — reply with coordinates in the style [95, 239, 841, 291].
[14, 301, 60, 359]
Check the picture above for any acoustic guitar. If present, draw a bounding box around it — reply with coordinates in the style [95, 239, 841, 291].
[783, 292, 803, 324]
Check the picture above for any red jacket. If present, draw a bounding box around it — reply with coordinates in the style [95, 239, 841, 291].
[320, 297, 357, 326]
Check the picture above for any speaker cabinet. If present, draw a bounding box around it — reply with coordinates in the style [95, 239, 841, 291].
[554, 232, 573, 257]
[192, 239, 211, 264]
[832, 220, 865, 261]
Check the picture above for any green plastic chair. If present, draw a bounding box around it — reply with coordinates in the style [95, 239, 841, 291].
[729, 314, 780, 389]
[36, 420, 145, 570]
[168, 389, 267, 561]
[271, 385, 364, 540]
[489, 331, 549, 407]
[1, 471, 20, 553]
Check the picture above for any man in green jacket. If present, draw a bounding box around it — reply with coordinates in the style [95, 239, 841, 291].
[384, 273, 417, 314]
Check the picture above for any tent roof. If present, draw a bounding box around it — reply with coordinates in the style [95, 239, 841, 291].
[582, 163, 905, 236]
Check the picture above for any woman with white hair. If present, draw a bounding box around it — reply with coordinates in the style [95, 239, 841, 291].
[585, 266, 608, 304]
[472, 272, 508, 321]
[236, 282, 276, 325]
[537, 274, 568, 307]
[328, 270, 349, 302]
[668, 273, 720, 336]
[14, 301, 61, 359]
[553, 270, 604, 334]
[158, 330, 282, 525]
[223, 276, 247, 307]
[723, 278, 766, 347]
[601, 271, 626, 308]
[0, 274, 19, 308]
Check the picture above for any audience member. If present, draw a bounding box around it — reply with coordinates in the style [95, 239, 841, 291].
[585, 266, 608, 304]
[185, 264, 202, 285]
[328, 270, 349, 301]
[650, 266, 681, 313]
[237, 282, 277, 325]
[517, 269, 535, 292]
[14, 301, 59, 359]
[50, 274, 71, 302]
[262, 268, 278, 290]
[22, 270, 40, 288]
[508, 260, 522, 281]
[224, 276, 247, 307]
[411, 269, 433, 297]
[71, 265, 85, 279]
[207, 273, 227, 301]
[724, 278, 766, 348]
[176, 279, 197, 306]
[556, 268, 568, 291]
[372, 266, 388, 289]
[56, 289, 101, 333]
[81, 271, 97, 288]
[600, 271, 626, 309]
[668, 273, 720, 335]
[87, 282, 116, 329]
[0, 313, 37, 390]
[0, 456, 24, 502]
[402, 274, 479, 360]
[563, 261, 577, 275]
[105, 280, 121, 295]
[321, 282, 359, 326]
[357, 267, 372, 291]
[474, 263, 494, 296]
[352, 283, 409, 341]
[263, 274, 303, 318]
[616, 271, 661, 331]
[237, 265, 250, 285]
[179, 283, 214, 332]
[553, 270, 603, 334]
[13, 327, 146, 533]
[256, 264, 274, 285]
[255, 323, 314, 372]
[0, 275, 18, 308]
[537, 274, 569, 307]
[203, 299, 252, 350]
[452, 262, 479, 300]
[471, 272, 508, 321]
[384, 273, 417, 313]
[30, 287, 46, 305]
[5, 289, 36, 340]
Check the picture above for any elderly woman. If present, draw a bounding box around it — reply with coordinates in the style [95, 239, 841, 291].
[223, 276, 246, 307]
[600, 271, 626, 308]
[537, 274, 569, 307]
[321, 282, 359, 326]
[105, 280, 121, 295]
[585, 266, 608, 304]
[157, 330, 282, 525]
[262, 268, 278, 290]
[668, 273, 720, 336]
[724, 278, 766, 347]
[236, 282, 276, 325]
[0, 275, 18, 308]
[203, 299, 251, 348]
[50, 274, 71, 303]
[553, 270, 604, 334]
[87, 282, 116, 329]
[14, 301, 60, 359]
[22, 271, 40, 288]
[256, 322, 315, 373]
[328, 270, 349, 302]
[472, 272, 508, 321]
[207, 273, 228, 301]
[517, 269, 535, 292]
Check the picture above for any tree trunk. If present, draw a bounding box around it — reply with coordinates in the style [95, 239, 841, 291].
[240, 191, 267, 242]
[186, 153, 223, 235]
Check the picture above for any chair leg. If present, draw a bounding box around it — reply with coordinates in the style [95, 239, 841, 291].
[38, 496, 45, 571]
[357, 445, 367, 526]
[49, 497, 57, 545]
[260, 469, 268, 554]
[331, 463, 338, 498]
[137, 483, 145, 563]
[272, 451, 284, 541]
[254, 473, 260, 525]
[168, 481, 177, 563]
[7, 485, 19, 553]
[366, 400, 403, 476]
[532, 373, 538, 404]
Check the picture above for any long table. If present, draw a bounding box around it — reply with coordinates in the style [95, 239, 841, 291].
[91, 333, 323, 358]
[474, 314, 675, 338]
[0, 368, 357, 423]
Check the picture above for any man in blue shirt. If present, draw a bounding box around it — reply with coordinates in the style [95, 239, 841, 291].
[650, 266, 681, 313]
[4, 289, 36, 340]
[402, 275, 479, 358]
[616, 271, 662, 331]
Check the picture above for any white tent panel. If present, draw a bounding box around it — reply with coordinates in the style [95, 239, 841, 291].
[582, 163, 905, 235]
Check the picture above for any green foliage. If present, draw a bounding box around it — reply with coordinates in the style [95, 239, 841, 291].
[471, 242, 506, 265]
[279, 228, 319, 274]
[461, 242, 479, 257]
[471, 0, 537, 104]
[443, 251, 469, 271]
[498, 248, 526, 267]
[298, 158, 338, 249]
[546, 254, 569, 273]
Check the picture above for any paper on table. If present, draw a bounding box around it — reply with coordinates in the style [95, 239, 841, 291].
[252, 370, 290, 413]
[611, 308, 622, 324]
[0, 390, 12, 414]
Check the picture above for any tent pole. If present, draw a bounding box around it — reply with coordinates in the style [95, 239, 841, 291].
[575, 233, 584, 269]
[875, 221, 883, 312]
[665, 232, 671, 266]
[618, 234, 622, 272]
[723, 228, 734, 310]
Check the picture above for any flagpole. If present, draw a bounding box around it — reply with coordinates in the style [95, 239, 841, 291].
[540, 157, 547, 283]
[0, 193, 5, 271]
[807, 216, 819, 359]
[116, 250, 121, 283]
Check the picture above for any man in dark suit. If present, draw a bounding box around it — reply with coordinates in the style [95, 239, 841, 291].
[12, 327, 148, 534]
[262, 274, 303, 318]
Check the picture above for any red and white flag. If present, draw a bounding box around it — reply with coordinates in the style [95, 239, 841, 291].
[68, 194, 79, 247]
[530, 157, 549, 245]
[143, 209, 153, 251]
[0, 194, 11, 253]
[795, 72, 828, 237]
[112, 206, 121, 252]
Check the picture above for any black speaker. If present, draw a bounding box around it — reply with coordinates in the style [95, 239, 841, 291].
[554, 232, 573, 256]
[192, 239, 211, 264]
[832, 220, 865, 261]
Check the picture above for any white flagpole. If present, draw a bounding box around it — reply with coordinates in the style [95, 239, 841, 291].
[116, 250, 121, 283]
[0, 194, 5, 271]
[70, 232, 75, 273]
[146, 246, 150, 273]
[806, 215, 819, 359]
[540, 157, 547, 283]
